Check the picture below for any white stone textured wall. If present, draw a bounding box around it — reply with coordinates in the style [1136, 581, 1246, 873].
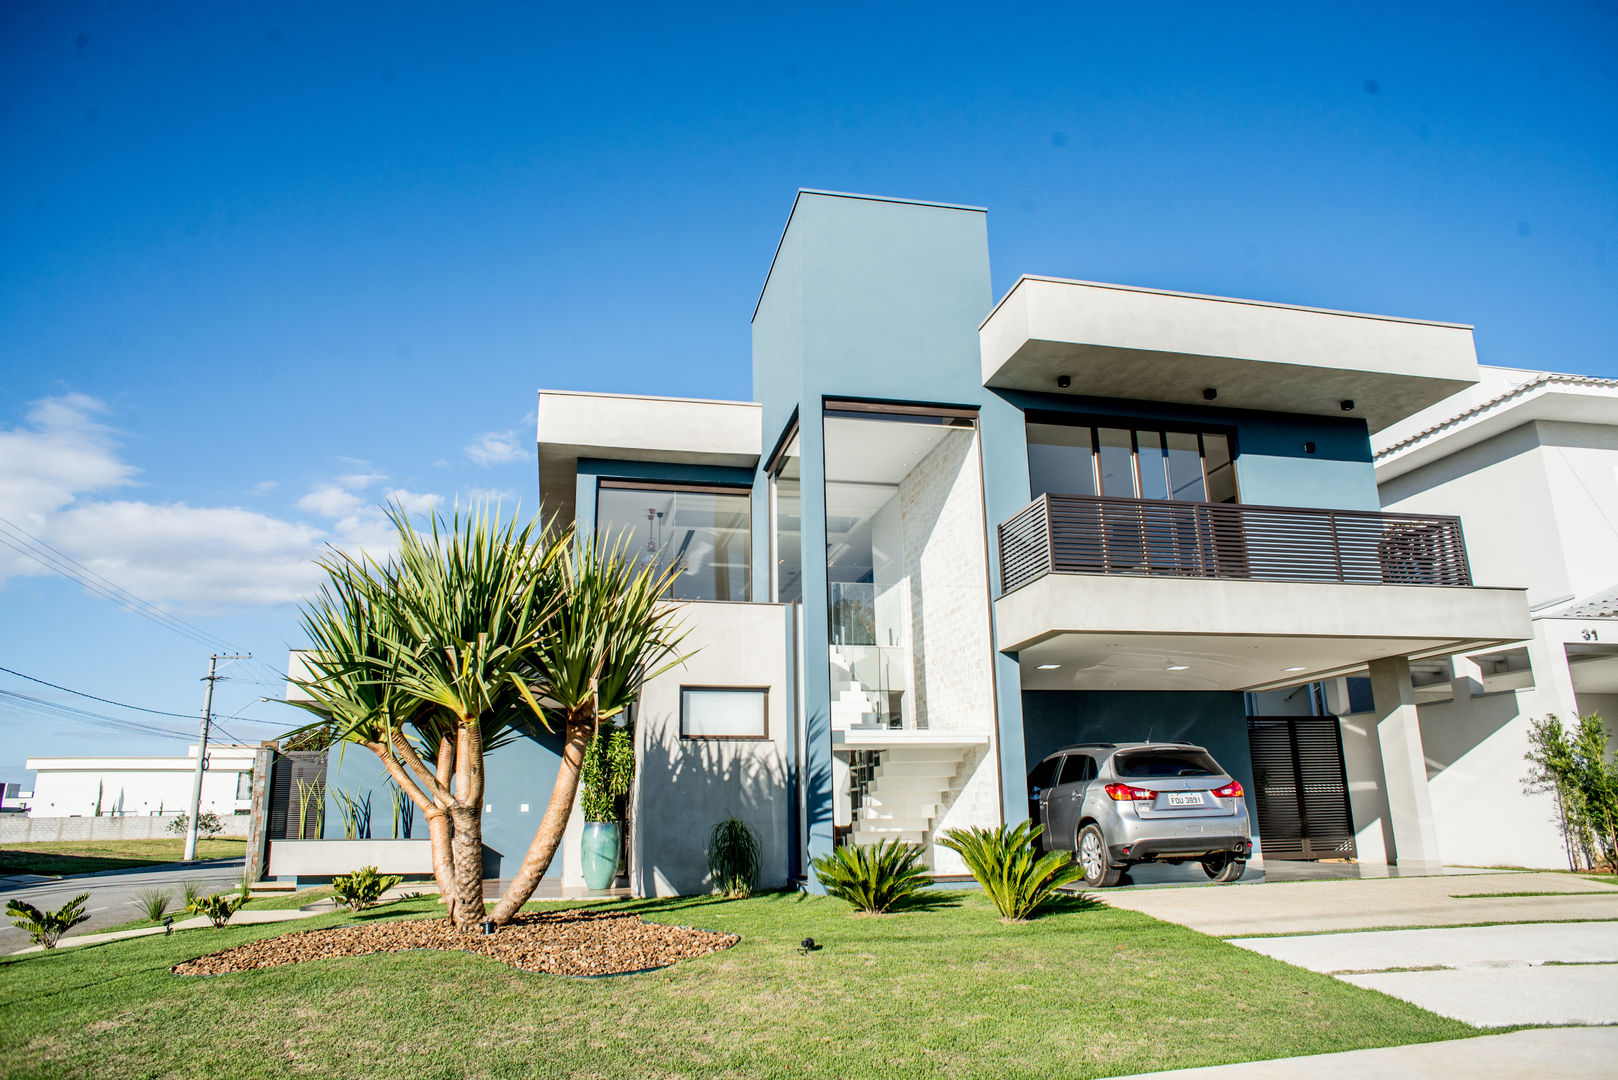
[897, 429, 997, 736]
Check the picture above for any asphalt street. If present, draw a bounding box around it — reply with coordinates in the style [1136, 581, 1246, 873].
[1, 858, 246, 951]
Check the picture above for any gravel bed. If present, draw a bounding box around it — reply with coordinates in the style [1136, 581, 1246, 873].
[172, 909, 738, 978]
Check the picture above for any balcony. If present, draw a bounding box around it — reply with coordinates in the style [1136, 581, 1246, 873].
[993, 495, 1528, 693]
[998, 494, 1472, 595]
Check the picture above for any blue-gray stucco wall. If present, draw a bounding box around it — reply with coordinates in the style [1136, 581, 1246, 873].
[750, 192, 1008, 870]
[1019, 690, 1260, 847]
[322, 728, 565, 878]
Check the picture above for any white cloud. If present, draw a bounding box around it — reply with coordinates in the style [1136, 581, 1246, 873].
[334, 472, 387, 491]
[0, 394, 507, 614]
[464, 430, 522, 467]
[296, 486, 364, 518]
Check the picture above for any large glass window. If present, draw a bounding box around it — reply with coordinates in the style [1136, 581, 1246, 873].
[595, 483, 751, 601]
[1026, 419, 1239, 504]
[770, 431, 802, 603]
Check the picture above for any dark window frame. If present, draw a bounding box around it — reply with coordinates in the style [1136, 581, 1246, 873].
[679, 685, 771, 741]
[594, 480, 754, 602]
[1025, 413, 1240, 504]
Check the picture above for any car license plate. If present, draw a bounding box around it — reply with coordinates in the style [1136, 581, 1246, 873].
[1166, 792, 1204, 807]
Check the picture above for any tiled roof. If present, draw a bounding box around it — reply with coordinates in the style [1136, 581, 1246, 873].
[1561, 584, 1618, 620]
[1375, 372, 1618, 462]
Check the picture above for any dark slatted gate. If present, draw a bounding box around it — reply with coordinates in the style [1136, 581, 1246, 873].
[1245, 717, 1356, 861]
[267, 751, 328, 840]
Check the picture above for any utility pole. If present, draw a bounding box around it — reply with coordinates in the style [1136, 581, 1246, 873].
[183, 653, 251, 862]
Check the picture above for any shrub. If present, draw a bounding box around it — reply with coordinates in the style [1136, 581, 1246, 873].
[1526, 712, 1618, 872]
[165, 810, 224, 840]
[707, 816, 762, 898]
[6, 893, 90, 948]
[331, 865, 402, 913]
[187, 892, 247, 928]
[581, 722, 635, 824]
[811, 840, 931, 914]
[181, 879, 205, 906]
[132, 888, 173, 922]
[939, 821, 1085, 922]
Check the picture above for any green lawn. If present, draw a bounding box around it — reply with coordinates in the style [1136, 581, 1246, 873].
[0, 838, 246, 876]
[0, 890, 1476, 1080]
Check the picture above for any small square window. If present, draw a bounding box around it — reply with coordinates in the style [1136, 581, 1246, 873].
[681, 687, 768, 739]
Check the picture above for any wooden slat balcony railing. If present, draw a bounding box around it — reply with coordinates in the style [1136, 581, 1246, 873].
[997, 493, 1472, 595]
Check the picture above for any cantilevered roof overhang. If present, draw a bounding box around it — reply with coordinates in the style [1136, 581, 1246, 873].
[997, 574, 1530, 693]
[536, 390, 762, 523]
[980, 277, 1479, 433]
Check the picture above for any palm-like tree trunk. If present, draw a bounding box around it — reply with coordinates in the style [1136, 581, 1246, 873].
[486, 709, 593, 924]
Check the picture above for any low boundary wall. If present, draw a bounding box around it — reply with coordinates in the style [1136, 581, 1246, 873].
[0, 814, 251, 843]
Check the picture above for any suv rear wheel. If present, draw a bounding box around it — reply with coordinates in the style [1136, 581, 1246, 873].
[1201, 852, 1246, 883]
[1077, 824, 1122, 888]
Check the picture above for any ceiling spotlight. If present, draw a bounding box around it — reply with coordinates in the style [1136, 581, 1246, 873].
[1056, 374, 1072, 389]
[1165, 664, 1191, 671]
[1036, 663, 1061, 670]
[1340, 399, 1356, 411]
[1282, 666, 1308, 673]
[1202, 388, 1218, 400]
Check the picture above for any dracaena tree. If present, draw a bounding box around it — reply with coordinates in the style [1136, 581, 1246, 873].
[487, 534, 684, 924]
[289, 504, 563, 928]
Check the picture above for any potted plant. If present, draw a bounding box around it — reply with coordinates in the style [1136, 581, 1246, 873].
[579, 720, 634, 891]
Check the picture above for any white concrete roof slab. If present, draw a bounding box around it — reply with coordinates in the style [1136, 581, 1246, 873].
[1106, 1027, 1618, 1080]
[997, 574, 1530, 691]
[980, 277, 1478, 433]
[1343, 963, 1618, 1027]
[1230, 920, 1618, 973]
[536, 390, 762, 522]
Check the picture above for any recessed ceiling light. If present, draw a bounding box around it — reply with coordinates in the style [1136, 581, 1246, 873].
[1036, 663, 1061, 670]
[1282, 666, 1308, 673]
[1165, 664, 1190, 671]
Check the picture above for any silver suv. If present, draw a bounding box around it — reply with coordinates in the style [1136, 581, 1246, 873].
[1028, 742, 1252, 887]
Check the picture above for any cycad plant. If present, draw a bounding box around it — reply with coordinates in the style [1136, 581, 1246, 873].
[6, 893, 90, 948]
[811, 840, 931, 914]
[939, 822, 1085, 922]
[187, 891, 247, 929]
[331, 865, 403, 913]
[707, 816, 762, 898]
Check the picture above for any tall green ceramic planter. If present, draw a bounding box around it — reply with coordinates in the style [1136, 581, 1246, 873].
[580, 821, 622, 891]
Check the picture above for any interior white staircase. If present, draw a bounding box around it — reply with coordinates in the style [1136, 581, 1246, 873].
[829, 645, 887, 732]
[850, 746, 968, 847]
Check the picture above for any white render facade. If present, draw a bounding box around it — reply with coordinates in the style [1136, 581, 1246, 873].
[1374, 368, 1618, 869]
[21, 742, 256, 820]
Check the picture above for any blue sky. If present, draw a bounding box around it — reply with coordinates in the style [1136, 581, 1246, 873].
[2, 2, 1614, 775]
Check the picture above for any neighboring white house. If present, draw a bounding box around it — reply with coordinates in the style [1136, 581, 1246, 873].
[1373, 366, 1618, 868]
[21, 743, 257, 819]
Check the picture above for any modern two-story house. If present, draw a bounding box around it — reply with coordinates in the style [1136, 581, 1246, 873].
[284, 190, 1533, 894]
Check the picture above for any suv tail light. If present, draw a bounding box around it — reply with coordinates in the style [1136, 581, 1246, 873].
[1104, 782, 1156, 801]
[1211, 780, 1243, 799]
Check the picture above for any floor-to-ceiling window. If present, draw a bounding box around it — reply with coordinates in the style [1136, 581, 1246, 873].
[770, 430, 802, 604]
[1027, 420, 1238, 504]
[594, 482, 751, 601]
[821, 402, 999, 855]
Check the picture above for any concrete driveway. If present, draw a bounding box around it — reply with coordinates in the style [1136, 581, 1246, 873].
[0, 858, 246, 951]
[1098, 867, 1618, 1028]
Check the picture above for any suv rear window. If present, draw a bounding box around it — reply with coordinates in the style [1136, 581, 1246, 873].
[1113, 749, 1221, 779]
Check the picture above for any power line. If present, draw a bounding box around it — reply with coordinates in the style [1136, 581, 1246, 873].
[0, 689, 196, 742]
[0, 664, 203, 721]
[0, 514, 242, 652]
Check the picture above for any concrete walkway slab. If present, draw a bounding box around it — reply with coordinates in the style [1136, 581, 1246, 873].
[1230, 920, 1618, 972]
[1109, 1026, 1618, 1078]
[1343, 964, 1618, 1027]
[1101, 871, 1618, 936]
